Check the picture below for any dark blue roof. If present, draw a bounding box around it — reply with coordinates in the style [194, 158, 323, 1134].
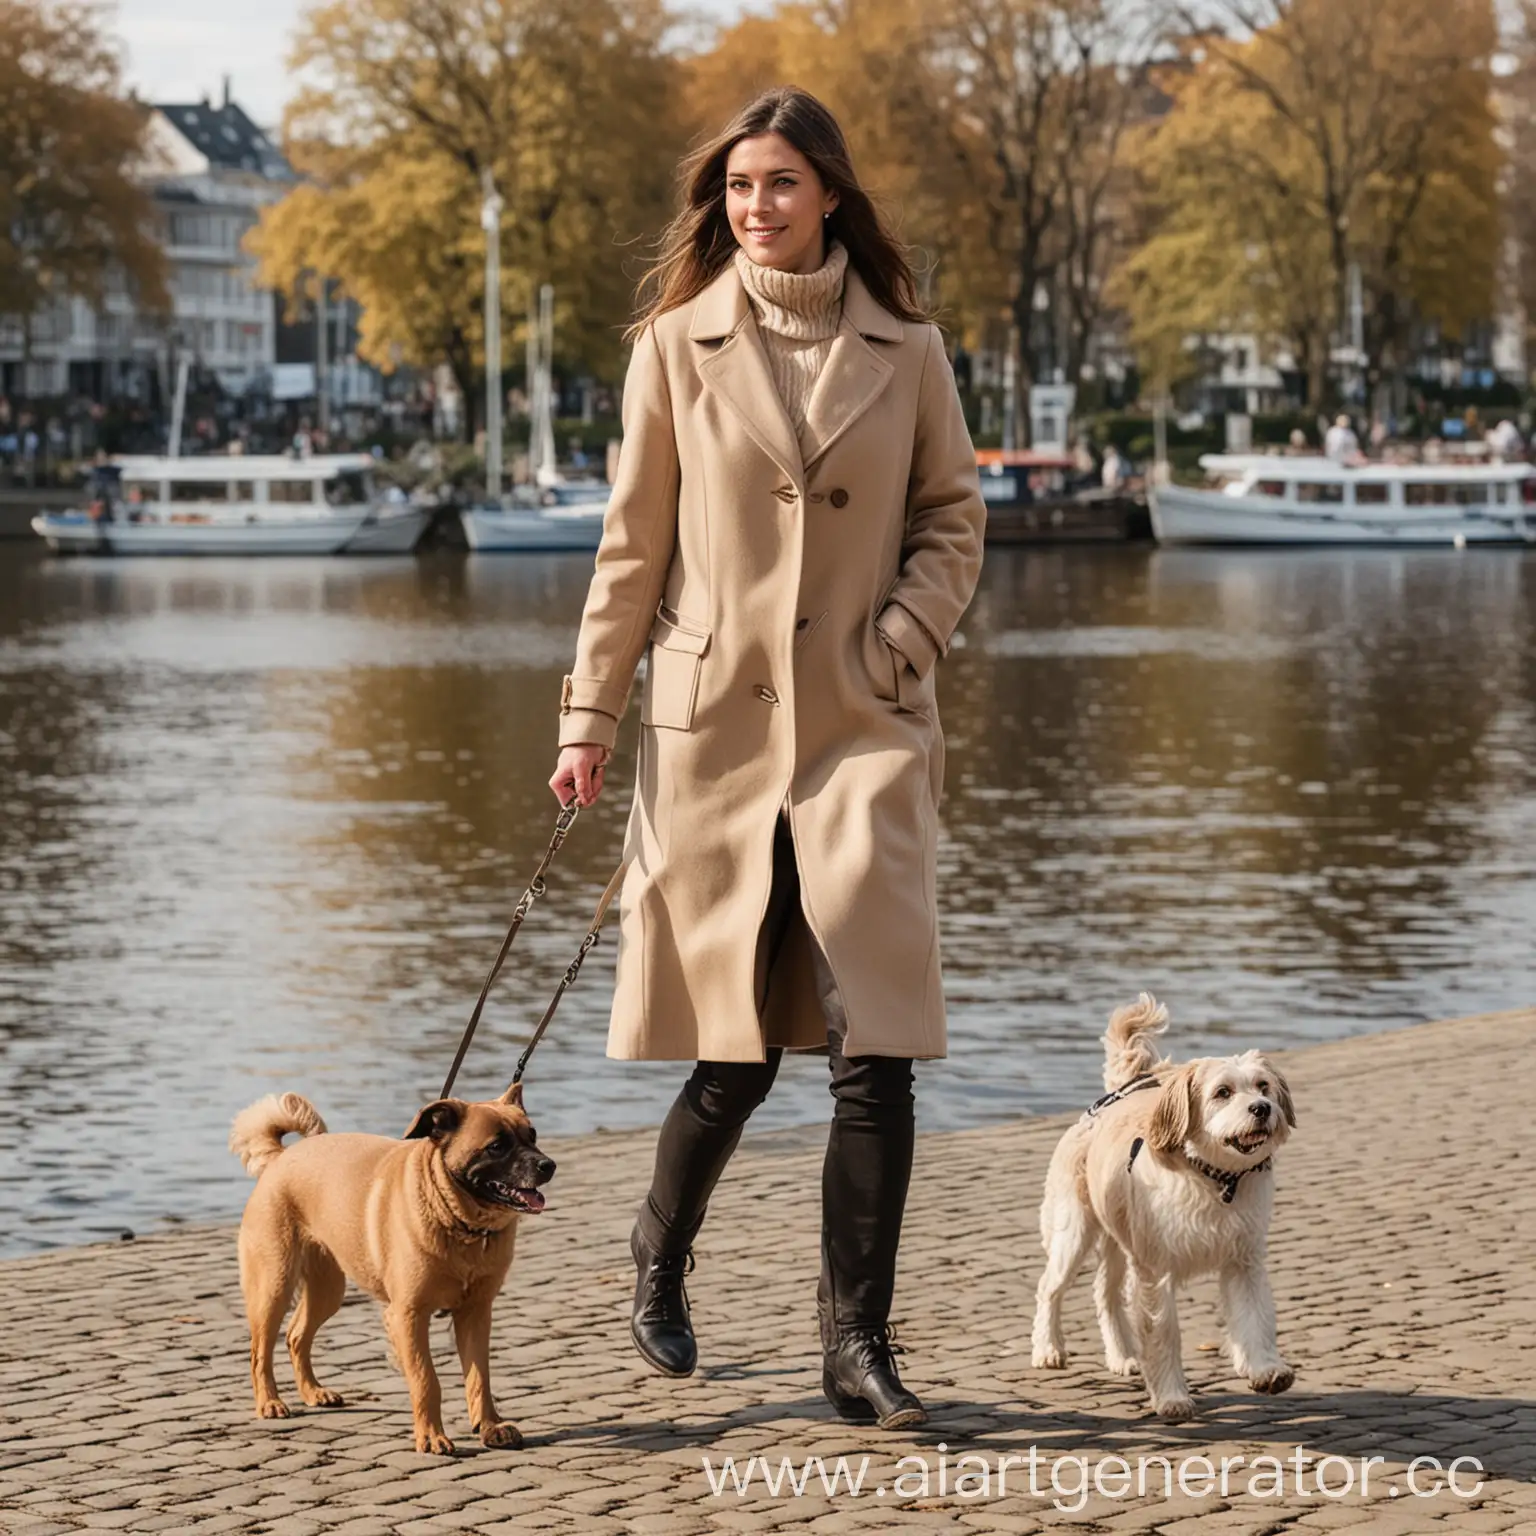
[155, 101, 290, 179]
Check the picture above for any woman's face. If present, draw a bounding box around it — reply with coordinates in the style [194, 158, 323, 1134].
[724, 132, 840, 275]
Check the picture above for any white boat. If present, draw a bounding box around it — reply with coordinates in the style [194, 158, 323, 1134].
[460, 482, 608, 552]
[31, 454, 430, 556]
[1151, 455, 1536, 546]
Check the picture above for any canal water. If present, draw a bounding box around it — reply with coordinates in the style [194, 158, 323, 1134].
[2, 545, 1534, 1254]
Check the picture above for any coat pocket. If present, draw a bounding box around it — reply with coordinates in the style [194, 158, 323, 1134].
[872, 620, 924, 712]
[642, 608, 711, 731]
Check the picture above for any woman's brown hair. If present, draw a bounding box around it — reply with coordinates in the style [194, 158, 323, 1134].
[628, 86, 927, 339]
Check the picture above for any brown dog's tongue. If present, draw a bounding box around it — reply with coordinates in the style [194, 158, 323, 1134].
[517, 1189, 546, 1213]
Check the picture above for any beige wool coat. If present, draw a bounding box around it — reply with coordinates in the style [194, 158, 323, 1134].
[557, 261, 986, 1062]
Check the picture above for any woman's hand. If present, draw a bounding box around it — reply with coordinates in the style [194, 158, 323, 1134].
[550, 743, 610, 808]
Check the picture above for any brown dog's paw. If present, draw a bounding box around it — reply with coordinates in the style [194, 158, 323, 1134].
[256, 1399, 291, 1420]
[301, 1387, 346, 1408]
[481, 1420, 523, 1450]
[415, 1428, 455, 1455]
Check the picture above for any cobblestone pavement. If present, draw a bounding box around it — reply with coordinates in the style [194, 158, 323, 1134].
[3, 1009, 1534, 1535]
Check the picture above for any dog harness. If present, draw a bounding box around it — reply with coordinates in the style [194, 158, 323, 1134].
[1088, 1075, 1271, 1202]
[1086, 1073, 1160, 1117]
[1180, 1150, 1273, 1203]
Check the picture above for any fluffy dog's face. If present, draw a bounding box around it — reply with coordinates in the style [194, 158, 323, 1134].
[1149, 1050, 1296, 1169]
[404, 1083, 556, 1214]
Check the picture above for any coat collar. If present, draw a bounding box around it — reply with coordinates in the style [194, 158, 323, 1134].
[690, 260, 904, 483]
[688, 258, 906, 345]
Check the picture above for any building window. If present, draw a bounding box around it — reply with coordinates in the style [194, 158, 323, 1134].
[1295, 482, 1345, 503]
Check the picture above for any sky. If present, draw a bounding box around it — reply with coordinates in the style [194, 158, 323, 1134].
[115, 0, 750, 128]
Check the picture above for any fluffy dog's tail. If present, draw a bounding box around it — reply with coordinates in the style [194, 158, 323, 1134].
[1102, 993, 1170, 1090]
[229, 1093, 327, 1177]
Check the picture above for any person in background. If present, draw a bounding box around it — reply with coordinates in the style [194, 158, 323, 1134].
[1101, 444, 1126, 492]
[1488, 418, 1524, 462]
[1324, 413, 1361, 464]
[1287, 427, 1308, 454]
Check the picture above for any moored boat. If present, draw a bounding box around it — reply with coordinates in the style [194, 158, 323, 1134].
[1152, 454, 1536, 546]
[31, 455, 430, 556]
[459, 481, 608, 553]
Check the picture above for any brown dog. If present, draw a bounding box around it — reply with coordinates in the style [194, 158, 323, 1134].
[230, 1082, 555, 1454]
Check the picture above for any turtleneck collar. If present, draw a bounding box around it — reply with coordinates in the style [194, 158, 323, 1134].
[734, 241, 848, 343]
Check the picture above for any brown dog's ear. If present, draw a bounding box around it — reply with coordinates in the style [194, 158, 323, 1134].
[404, 1099, 464, 1141]
[1148, 1064, 1200, 1153]
[498, 1081, 524, 1107]
[1263, 1061, 1297, 1128]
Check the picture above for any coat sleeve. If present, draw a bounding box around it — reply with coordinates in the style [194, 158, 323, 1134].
[557, 325, 680, 751]
[875, 323, 986, 680]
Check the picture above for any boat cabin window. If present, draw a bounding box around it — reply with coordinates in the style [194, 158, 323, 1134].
[1354, 484, 1391, 505]
[269, 480, 320, 504]
[232, 481, 256, 502]
[1295, 482, 1345, 503]
[1404, 483, 1488, 506]
[324, 471, 370, 506]
[168, 480, 226, 503]
[1254, 480, 1286, 497]
[1492, 483, 1509, 504]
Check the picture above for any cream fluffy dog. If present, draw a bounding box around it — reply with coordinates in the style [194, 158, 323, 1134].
[1031, 995, 1296, 1420]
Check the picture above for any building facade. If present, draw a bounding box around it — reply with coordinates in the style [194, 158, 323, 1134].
[0, 86, 288, 405]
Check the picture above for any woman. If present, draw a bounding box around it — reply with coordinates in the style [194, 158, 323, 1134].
[549, 87, 984, 1429]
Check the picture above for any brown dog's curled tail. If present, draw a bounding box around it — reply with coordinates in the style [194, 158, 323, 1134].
[1102, 993, 1170, 1090]
[229, 1093, 327, 1177]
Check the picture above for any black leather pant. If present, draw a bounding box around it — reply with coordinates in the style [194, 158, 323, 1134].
[638, 818, 915, 1328]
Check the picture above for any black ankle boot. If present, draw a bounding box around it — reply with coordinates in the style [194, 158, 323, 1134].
[822, 1320, 926, 1430]
[630, 1223, 697, 1377]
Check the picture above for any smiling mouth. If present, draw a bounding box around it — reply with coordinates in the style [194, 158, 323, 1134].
[1226, 1129, 1271, 1155]
[465, 1176, 546, 1214]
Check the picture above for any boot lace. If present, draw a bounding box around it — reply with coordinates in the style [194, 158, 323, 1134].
[639, 1247, 694, 1327]
[846, 1321, 907, 1368]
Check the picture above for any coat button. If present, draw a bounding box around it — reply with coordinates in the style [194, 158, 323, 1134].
[753, 685, 779, 705]
[829, 488, 849, 508]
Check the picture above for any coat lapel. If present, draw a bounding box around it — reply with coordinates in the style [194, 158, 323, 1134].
[799, 320, 896, 473]
[691, 266, 803, 487]
[689, 260, 908, 484]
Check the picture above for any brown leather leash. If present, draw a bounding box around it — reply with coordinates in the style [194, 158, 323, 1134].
[440, 799, 626, 1099]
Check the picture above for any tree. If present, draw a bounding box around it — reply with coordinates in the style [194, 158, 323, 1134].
[249, 0, 682, 434]
[1499, 1, 1536, 371]
[0, 0, 167, 330]
[1139, 0, 1501, 408]
[907, 0, 1169, 437]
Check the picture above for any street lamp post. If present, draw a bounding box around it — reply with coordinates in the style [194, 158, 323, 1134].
[481, 171, 505, 502]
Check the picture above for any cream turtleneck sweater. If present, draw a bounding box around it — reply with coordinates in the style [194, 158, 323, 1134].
[734, 241, 848, 453]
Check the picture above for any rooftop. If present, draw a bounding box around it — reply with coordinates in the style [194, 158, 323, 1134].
[153, 99, 290, 180]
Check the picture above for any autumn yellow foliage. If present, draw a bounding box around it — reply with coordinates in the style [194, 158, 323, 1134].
[0, 0, 167, 321]
[248, 0, 683, 426]
[1116, 0, 1501, 398]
